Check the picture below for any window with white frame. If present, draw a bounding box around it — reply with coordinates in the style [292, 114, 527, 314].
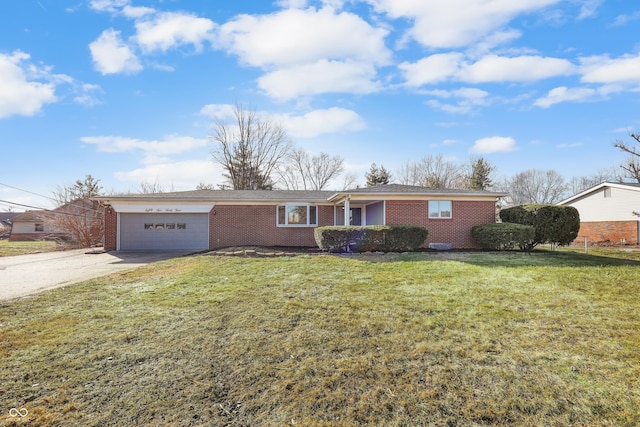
[428, 200, 452, 218]
[277, 204, 318, 226]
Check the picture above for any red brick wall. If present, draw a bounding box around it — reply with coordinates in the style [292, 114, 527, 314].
[104, 207, 118, 251]
[210, 205, 334, 249]
[577, 221, 639, 245]
[385, 200, 497, 248]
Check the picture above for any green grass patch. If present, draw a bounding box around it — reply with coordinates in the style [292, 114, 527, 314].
[0, 240, 58, 257]
[1, 250, 640, 426]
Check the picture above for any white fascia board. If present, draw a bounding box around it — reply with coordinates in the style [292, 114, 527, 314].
[110, 201, 214, 214]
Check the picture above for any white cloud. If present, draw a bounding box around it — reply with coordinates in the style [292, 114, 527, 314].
[89, 29, 142, 75]
[577, 0, 603, 20]
[134, 12, 216, 53]
[613, 11, 640, 26]
[89, 0, 129, 13]
[278, 107, 366, 138]
[400, 53, 575, 87]
[81, 134, 208, 164]
[367, 0, 560, 48]
[533, 86, 598, 108]
[399, 53, 464, 86]
[200, 104, 365, 139]
[424, 87, 490, 114]
[275, 0, 309, 8]
[199, 104, 236, 121]
[217, 7, 390, 67]
[460, 54, 575, 82]
[114, 160, 224, 191]
[471, 136, 517, 154]
[73, 83, 103, 107]
[0, 51, 58, 119]
[258, 59, 380, 100]
[122, 5, 155, 18]
[580, 54, 640, 84]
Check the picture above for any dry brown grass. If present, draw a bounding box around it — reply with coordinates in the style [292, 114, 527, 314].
[1, 249, 640, 426]
[0, 241, 58, 257]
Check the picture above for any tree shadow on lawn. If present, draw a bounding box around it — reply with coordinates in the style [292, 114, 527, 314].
[345, 249, 640, 268]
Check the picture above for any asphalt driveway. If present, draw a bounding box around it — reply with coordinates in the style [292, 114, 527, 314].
[0, 248, 191, 301]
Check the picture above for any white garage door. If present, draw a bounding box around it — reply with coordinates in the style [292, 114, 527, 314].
[119, 213, 209, 250]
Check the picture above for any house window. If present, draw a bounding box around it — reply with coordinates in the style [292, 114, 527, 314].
[155, 223, 165, 230]
[177, 223, 187, 230]
[144, 223, 154, 230]
[604, 188, 611, 198]
[277, 204, 318, 227]
[35, 223, 44, 232]
[166, 223, 176, 230]
[429, 200, 452, 218]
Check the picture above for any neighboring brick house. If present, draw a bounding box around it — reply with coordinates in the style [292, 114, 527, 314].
[558, 182, 640, 245]
[9, 200, 102, 244]
[96, 184, 505, 251]
[9, 210, 67, 241]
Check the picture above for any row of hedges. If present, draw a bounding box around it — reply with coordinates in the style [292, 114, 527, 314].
[472, 204, 580, 251]
[314, 225, 428, 253]
[314, 204, 579, 253]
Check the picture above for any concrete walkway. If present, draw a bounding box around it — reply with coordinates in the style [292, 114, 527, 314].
[0, 248, 190, 301]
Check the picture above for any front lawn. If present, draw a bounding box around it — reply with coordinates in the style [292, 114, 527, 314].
[0, 240, 58, 257]
[1, 250, 639, 426]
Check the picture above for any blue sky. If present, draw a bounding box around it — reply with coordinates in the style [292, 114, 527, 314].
[1, 0, 640, 210]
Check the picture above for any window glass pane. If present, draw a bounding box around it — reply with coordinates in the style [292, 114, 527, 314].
[428, 201, 440, 218]
[144, 223, 154, 230]
[278, 205, 286, 225]
[155, 224, 164, 230]
[166, 223, 176, 230]
[309, 206, 317, 225]
[440, 201, 452, 218]
[177, 223, 186, 230]
[288, 205, 307, 225]
[35, 223, 44, 232]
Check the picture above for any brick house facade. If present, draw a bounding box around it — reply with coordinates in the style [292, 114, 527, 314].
[97, 184, 505, 251]
[559, 182, 640, 245]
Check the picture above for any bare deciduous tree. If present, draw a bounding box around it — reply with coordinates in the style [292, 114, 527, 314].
[210, 104, 292, 190]
[614, 132, 640, 183]
[569, 167, 622, 195]
[51, 174, 104, 247]
[396, 155, 464, 189]
[277, 148, 345, 190]
[196, 182, 215, 190]
[340, 172, 359, 190]
[138, 178, 171, 194]
[498, 169, 568, 206]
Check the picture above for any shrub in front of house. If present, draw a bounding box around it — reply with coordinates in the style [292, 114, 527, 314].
[471, 222, 535, 251]
[314, 225, 428, 253]
[500, 204, 580, 250]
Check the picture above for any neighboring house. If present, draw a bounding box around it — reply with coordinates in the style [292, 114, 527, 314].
[9, 200, 101, 243]
[558, 182, 640, 245]
[96, 184, 505, 251]
[0, 212, 18, 237]
[9, 210, 67, 241]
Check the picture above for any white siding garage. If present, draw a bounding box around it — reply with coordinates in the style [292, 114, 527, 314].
[119, 213, 209, 250]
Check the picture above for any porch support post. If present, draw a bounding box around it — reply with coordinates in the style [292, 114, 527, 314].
[344, 196, 350, 226]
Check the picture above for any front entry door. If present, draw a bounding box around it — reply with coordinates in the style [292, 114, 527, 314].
[350, 208, 362, 225]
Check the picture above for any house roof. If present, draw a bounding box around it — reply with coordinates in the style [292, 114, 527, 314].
[0, 212, 19, 223]
[558, 181, 640, 205]
[328, 184, 506, 201]
[11, 210, 49, 222]
[97, 189, 335, 203]
[96, 185, 506, 204]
